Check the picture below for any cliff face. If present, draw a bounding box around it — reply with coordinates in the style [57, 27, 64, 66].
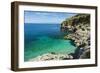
[61, 14, 90, 59]
[61, 14, 90, 32]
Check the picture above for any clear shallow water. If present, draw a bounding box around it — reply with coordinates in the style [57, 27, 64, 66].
[24, 23, 76, 61]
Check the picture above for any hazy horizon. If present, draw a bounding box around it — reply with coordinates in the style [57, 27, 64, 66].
[24, 11, 76, 24]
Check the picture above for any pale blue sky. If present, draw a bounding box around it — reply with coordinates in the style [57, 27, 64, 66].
[24, 11, 76, 24]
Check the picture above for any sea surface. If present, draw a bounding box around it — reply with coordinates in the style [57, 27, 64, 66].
[24, 23, 76, 61]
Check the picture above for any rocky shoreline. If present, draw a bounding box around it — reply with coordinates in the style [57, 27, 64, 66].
[29, 14, 90, 61]
[29, 52, 73, 61]
[61, 14, 90, 59]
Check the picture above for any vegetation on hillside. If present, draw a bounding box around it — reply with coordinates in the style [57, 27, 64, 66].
[61, 14, 90, 59]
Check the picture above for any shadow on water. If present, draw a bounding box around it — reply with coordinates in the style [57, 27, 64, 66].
[70, 44, 86, 59]
[69, 40, 76, 46]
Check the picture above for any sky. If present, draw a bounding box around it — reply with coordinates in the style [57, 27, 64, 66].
[24, 11, 76, 24]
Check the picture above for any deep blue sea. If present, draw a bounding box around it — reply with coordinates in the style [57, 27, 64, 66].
[24, 23, 76, 61]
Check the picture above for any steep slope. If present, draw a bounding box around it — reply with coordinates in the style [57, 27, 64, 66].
[61, 14, 90, 59]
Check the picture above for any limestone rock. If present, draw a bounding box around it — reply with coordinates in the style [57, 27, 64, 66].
[29, 52, 73, 61]
[61, 14, 90, 59]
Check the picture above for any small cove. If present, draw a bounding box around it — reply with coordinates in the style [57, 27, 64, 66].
[24, 23, 76, 61]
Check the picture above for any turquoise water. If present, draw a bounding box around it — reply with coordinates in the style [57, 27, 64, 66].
[24, 23, 76, 61]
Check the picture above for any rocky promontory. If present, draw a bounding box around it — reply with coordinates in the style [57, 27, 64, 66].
[61, 14, 90, 59]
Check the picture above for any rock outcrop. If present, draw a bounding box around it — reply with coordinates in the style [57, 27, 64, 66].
[61, 14, 90, 59]
[29, 52, 73, 61]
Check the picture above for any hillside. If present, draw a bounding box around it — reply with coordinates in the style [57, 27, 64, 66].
[61, 14, 90, 59]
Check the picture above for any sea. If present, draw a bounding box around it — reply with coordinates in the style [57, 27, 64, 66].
[24, 23, 76, 61]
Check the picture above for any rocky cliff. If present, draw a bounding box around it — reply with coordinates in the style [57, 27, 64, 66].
[61, 14, 90, 59]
